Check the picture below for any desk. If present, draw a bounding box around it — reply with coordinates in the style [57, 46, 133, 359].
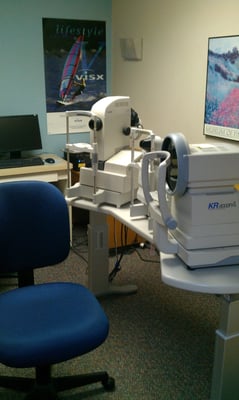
[0, 154, 72, 240]
[0, 154, 69, 193]
[67, 196, 239, 400]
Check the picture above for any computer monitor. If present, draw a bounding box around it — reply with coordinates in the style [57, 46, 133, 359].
[0, 114, 42, 159]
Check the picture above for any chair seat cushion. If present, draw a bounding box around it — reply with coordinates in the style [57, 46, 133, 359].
[0, 282, 109, 368]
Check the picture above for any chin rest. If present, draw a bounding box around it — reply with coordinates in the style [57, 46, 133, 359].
[0, 181, 115, 399]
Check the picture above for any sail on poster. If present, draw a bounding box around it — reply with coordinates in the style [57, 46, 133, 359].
[42, 18, 106, 134]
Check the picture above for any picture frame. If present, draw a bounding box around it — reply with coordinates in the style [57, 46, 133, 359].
[204, 35, 239, 141]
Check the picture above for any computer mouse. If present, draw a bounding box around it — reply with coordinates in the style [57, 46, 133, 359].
[45, 158, 55, 164]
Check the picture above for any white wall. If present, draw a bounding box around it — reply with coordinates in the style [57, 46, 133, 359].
[112, 0, 239, 144]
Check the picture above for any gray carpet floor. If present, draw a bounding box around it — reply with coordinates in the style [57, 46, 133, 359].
[0, 226, 221, 399]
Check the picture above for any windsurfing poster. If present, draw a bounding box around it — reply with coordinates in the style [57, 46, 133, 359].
[204, 35, 239, 141]
[42, 18, 107, 134]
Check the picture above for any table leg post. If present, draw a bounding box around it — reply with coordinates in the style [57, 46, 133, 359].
[87, 210, 138, 297]
[211, 294, 239, 400]
[88, 211, 110, 296]
[68, 204, 73, 247]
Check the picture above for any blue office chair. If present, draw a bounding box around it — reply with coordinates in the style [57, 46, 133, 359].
[0, 180, 115, 399]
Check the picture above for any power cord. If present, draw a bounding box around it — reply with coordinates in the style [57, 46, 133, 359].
[108, 253, 123, 282]
[108, 222, 129, 282]
[108, 222, 160, 282]
[71, 225, 88, 265]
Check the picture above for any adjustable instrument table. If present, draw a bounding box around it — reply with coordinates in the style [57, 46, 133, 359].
[67, 196, 239, 400]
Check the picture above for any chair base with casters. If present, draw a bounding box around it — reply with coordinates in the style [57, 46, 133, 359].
[0, 181, 115, 399]
[0, 366, 115, 399]
[0, 282, 116, 399]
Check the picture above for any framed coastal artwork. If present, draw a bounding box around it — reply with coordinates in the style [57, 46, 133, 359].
[204, 35, 239, 141]
[42, 18, 106, 134]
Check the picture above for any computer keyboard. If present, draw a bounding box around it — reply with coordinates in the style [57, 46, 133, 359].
[0, 157, 44, 169]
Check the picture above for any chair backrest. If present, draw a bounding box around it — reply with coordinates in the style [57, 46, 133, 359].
[0, 181, 70, 273]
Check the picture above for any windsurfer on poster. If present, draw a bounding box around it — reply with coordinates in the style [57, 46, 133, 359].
[72, 76, 86, 100]
[57, 36, 86, 106]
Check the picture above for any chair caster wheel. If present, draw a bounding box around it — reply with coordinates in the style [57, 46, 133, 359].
[103, 376, 115, 391]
